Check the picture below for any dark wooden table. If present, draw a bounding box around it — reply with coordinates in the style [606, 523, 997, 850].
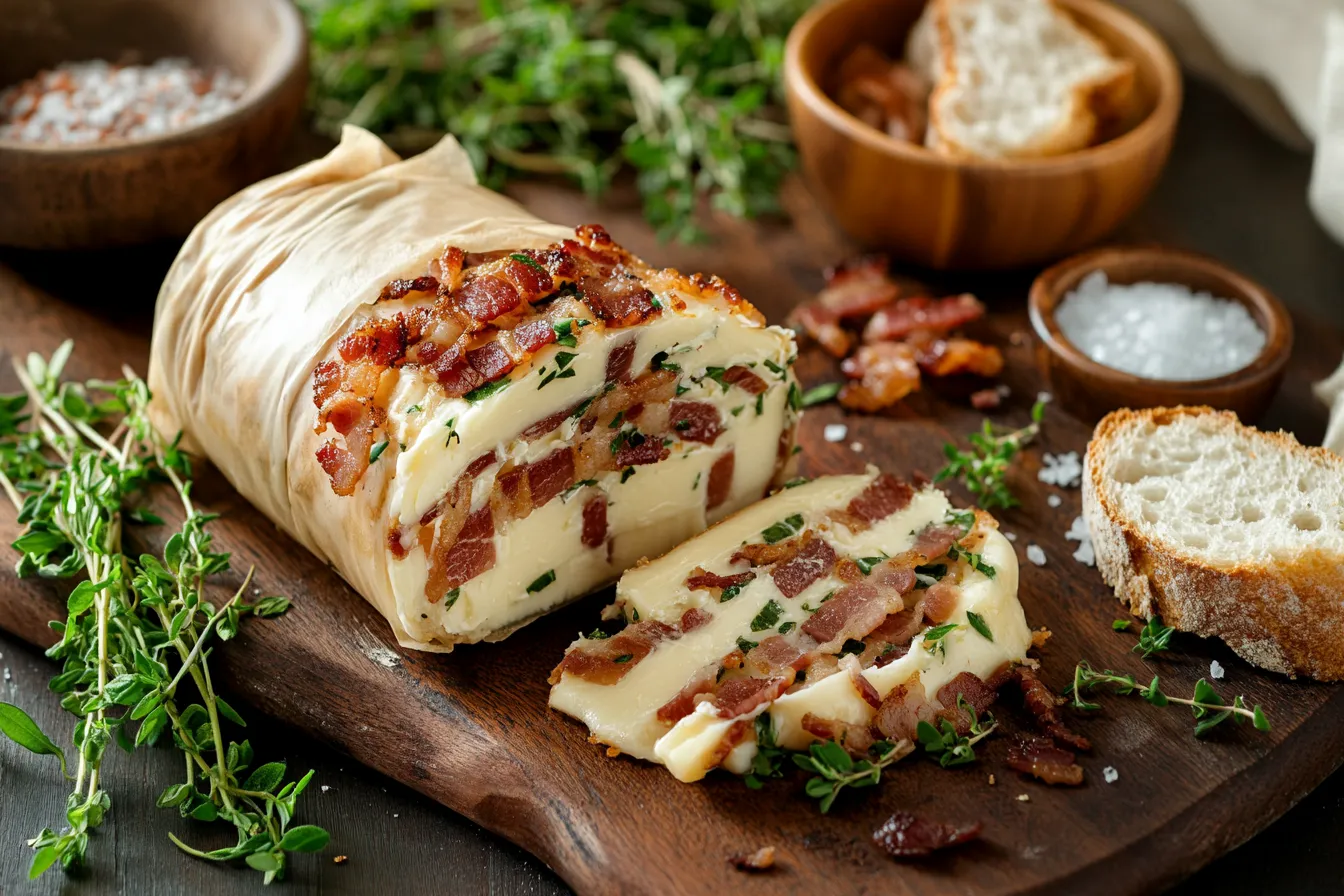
[2, 76, 1343, 895]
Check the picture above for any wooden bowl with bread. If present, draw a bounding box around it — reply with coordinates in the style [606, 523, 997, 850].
[783, 0, 1181, 270]
[0, 0, 307, 250]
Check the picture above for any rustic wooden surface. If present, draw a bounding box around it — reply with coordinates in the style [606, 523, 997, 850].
[1, 78, 1344, 895]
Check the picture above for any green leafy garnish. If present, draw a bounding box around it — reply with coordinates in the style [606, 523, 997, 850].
[703, 367, 730, 393]
[916, 697, 997, 767]
[1112, 619, 1133, 632]
[966, 611, 993, 642]
[526, 570, 556, 593]
[736, 636, 759, 654]
[855, 554, 888, 576]
[465, 378, 510, 402]
[948, 543, 996, 579]
[793, 740, 907, 814]
[1066, 662, 1271, 736]
[444, 587, 461, 610]
[921, 623, 959, 658]
[743, 712, 788, 790]
[760, 514, 804, 544]
[368, 439, 389, 464]
[799, 382, 841, 407]
[934, 400, 1045, 509]
[1133, 615, 1176, 659]
[750, 600, 784, 632]
[620, 466, 636, 484]
[509, 252, 546, 273]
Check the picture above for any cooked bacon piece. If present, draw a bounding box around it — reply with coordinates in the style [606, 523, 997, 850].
[916, 338, 1004, 378]
[802, 713, 876, 757]
[430, 344, 486, 396]
[873, 811, 983, 858]
[439, 505, 498, 592]
[316, 440, 363, 497]
[744, 636, 809, 677]
[466, 340, 516, 382]
[1005, 735, 1085, 786]
[803, 579, 909, 653]
[338, 318, 408, 366]
[971, 387, 1003, 410]
[656, 665, 718, 723]
[840, 342, 921, 412]
[523, 447, 575, 509]
[922, 582, 960, 624]
[874, 676, 936, 742]
[377, 275, 439, 304]
[669, 400, 722, 445]
[605, 338, 637, 384]
[1009, 666, 1092, 751]
[312, 360, 343, 408]
[614, 434, 669, 467]
[512, 319, 557, 354]
[731, 535, 804, 568]
[707, 450, 735, 510]
[862, 294, 985, 343]
[727, 846, 776, 873]
[430, 245, 465, 288]
[836, 45, 928, 143]
[936, 670, 1007, 734]
[549, 619, 678, 686]
[788, 256, 899, 358]
[680, 607, 712, 633]
[869, 601, 926, 666]
[707, 718, 752, 769]
[867, 561, 917, 595]
[911, 524, 960, 562]
[845, 473, 913, 528]
[520, 405, 575, 441]
[456, 274, 521, 323]
[722, 365, 769, 395]
[771, 533, 838, 598]
[712, 676, 792, 718]
[581, 270, 656, 327]
[842, 654, 883, 709]
[581, 494, 608, 549]
[686, 568, 755, 597]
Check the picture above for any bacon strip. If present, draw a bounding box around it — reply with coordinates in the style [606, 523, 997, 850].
[722, 366, 769, 395]
[706, 451, 735, 510]
[1009, 666, 1092, 751]
[668, 400, 722, 445]
[845, 474, 914, 528]
[873, 812, 983, 858]
[915, 338, 1004, 378]
[788, 256, 899, 358]
[744, 636, 809, 677]
[802, 579, 909, 653]
[581, 494, 608, 549]
[840, 342, 921, 412]
[1005, 735, 1085, 786]
[862, 294, 985, 343]
[874, 676, 936, 742]
[770, 533, 837, 598]
[656, 665, 717, 723]
[549, 620, 677, 686]
[712, 676, 792, 718]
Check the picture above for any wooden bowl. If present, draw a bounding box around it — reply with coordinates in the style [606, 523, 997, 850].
[1028, 246, 1294, 424]
[783, 0, 1182, 270]
[0, 0, 307, 250]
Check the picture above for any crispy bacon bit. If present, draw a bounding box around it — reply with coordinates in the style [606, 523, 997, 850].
[686, 568, 755, 596]
[915, 338, 1004, 378]
[668, 400, 722, 445]
[802, 713, 876, 756]
[869, 601, 926, 663]
[722, 365, 769, 395]
[513, 318, 557, 354]
[911, 524, 960, 561]
[770, 533, 837, 598]
[836, 45, 928, 143]
[520, 405, 574, 441]
[842, 654, 883, 709]
[727, 846, 776, 873]
[840, 342, 921, 412]
[466, 340, 516, 382]
[581, 270, 656, 327]
[605, 338, 637, 384]
[581, 494, 608, 549]
[803, 580, 909, 653]
[844, 474, 915, 530]
[788, 256, 899, 358]
[712, 676, 792, 718]
[707, 450, 735, 510]
[430, 245, 465, 288]
[377, 275, 439, 304]
[1005, 735, 1085, 785]
[614, 435, 669, 467]
[316, 440, 363, 497]
[387, 528, 409, 560]
[550, 619, 678, 686]
[524, 447, 575, 509]
[875, 676, 936, 742]
[680, 607, 712, 633]
[1010, 666, 1092, 751]
[656, 665, 718, 723]
[457, 274, 521, 323]
[971, 387, 1003, 410]
[338, 318, 408, 366]
[922, 582, 960, 624]
[312, 360, 343, 408]
[873, 812, 983, 858]
[936, 671, 1006, 734]
[862, 294, 985, 343]
[744, 636, 809, 677]
[430, 504, 497, 596]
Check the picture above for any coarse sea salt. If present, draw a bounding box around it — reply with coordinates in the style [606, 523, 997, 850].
[1026, 544, 1047, 566]
[1047, 494, 1063, 508]
[1065, 515, 1095, 566]
[1057, 271, 1265, 381]
[1103, 767, 1119, 784]
[1210, 660, 1225, 680]
[823, 423, 848, 443]
[1039, 451, 1082, 488]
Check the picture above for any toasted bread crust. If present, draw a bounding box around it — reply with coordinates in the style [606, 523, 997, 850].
[1084, 406, 1344, 681]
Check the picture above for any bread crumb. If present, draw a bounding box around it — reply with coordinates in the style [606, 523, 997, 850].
[1016, 793, 1030, 802]
[1103, 767, 1119, 784]
[1031, 628, 1052, 649]
[728, 846, 776, 872]
[1026, 544, 1047, 566]
[988, 774, 996, 786]
[1047, 493, 1062, 508]
[334, 855, 349, 865]
[823, 423, 847, 443]
[1210, 660, 1225, 680]
[606, 746, 621, 758]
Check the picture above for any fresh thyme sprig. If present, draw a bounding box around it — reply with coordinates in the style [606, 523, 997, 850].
[916, 697, 997, 767]
[1067, 661, 1271, 737]
[793, 738, 911, 814]
[1129, 615, 1176, 659]
[0, 343, 326, 882]
[935, 400, 1045, 510]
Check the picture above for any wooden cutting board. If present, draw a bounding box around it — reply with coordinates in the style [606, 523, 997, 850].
[1, 183, 1342, 896]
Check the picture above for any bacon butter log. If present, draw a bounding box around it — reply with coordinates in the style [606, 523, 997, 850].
[548, 469, 1033, 783]
[147, 128, 799, 650]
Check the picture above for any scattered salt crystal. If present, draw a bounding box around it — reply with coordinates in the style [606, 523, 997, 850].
[1039, 451, 1082, 488]
[1210, 660, 1225, 680]
[1047, 494, 1063, 508]
[1103, 767, 1119, 784]
[1016, 793, 1030, 802]
[320, 785, 331, 793]
[1037, 391, 1053, 405]
[1026, 544, 1047, 566]
[823, 424, 847, 443]
[849, 442, 863, 452]
[2, 667, 9, 681]
[393, 813, 399, 818]
[1065, 515, 1095, 566]
[1056, 271, 1265, 381]
[1005, 531, 1018, 542]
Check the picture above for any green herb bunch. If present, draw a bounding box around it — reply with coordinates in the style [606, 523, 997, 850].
[935, 399, 1046, 509]
[300, 0, 809, 241]
[0, 343, 326, 882]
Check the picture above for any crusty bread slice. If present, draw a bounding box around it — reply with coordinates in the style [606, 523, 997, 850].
[1084, 406, 1344, 680]
[907, 0, 1135, 159]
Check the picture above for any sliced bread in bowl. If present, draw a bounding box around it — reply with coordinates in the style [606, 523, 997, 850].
[907, 0, 1135, 159]
[1084, 406, 1344, 680]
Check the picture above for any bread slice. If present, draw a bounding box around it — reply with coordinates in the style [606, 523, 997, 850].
[1083, 406, 1344, 680]
[907, 0, 1135, 159]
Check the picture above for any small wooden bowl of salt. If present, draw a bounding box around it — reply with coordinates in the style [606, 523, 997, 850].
[1028, 246, 1293, 424]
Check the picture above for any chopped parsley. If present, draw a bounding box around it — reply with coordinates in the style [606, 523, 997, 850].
[465, 378, 510, 402]
[948, 544, 996, 579]
[750, 600, 784, 632]
[444, 418, 461, 446]
[760, 514, 804, 544]
[763, 358, 786, 377]
[651, 296, 664, 310]
[612, 654, 634, 664]
[736, 636, 759, 654]
[509, 252, 547, 273]
[674, 419, 691, 431]
[368, 440, 389, 464]
[855, 554, 888, 575]
[586, 628, 611, 640]
[527, 570, 556, 593]
[537, 351, 579, 389]
[570, 395, 596, 419]
[650, 350, 680, 373]
[783, 477, 810, 489]
[913, 563, 947, 588]
[799, 382, 841, 407]
[692, 472, 701, 490]
[839, 639, 865, 656]
[720, 582, 746, 603]
[620, 466, 636, 484]
[921, 623, 959, 659]
[404, 403, 422, 414]
[1113, 619, 1133, 632]
[552, 318, 590, 347]
[611, 426, 646, 456]
[608, 410, 625, 429]
[966, 611, 993, 642]
[755, 392, 765, 416]
[787, 382, 803, 411]
[443, 588, 461, 610]
[730, 405, 744, 417]
[703, 366, 730, 393]
[778, 621, 796, 635]
[944, 507, 976, 532]
[801, 591, 834, 613]
[675, 382, 691, 396]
